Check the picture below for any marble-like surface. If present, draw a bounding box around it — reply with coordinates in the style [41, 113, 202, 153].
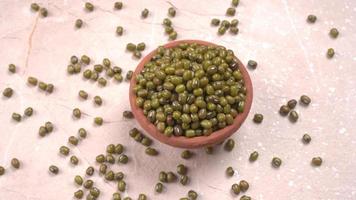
[1, 0, 356, 199]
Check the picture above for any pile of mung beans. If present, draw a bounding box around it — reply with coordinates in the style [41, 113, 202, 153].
[133, 43, 247, 138]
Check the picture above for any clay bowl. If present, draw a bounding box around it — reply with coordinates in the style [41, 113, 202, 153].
[129, 40, 253, 149]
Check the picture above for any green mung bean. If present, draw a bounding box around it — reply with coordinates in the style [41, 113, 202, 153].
[118, 154, 128, 164]
[59, 146, 70, 156]
[272, 157, 282, 168]
[232, 0, 239, 7]
[327, 48, 335, 58]
[75, 19, 83, 28]
[226, 166, 234, 176]
[71, 56, 78, 64]
[96, 154, 105, 163]
[83, 179, 94, 189]
[105, 170, 115, 181]
[230, 27, 239, 35]
[11, 158, 20, 169]
[68, 136, 79, 145]
[86, 166, 94, 176]
[115, 172, 124, 181]
[24, 107, 33, 116]
[137, 42, 146, 51]
[113, 193, 121, 200]
[126, 70, 133, 80]
[141, 8, 149, 18]
[188, 190, 198, 200]
[138, 194, 147, 200]
[115, 144, 124, 154]
[249, 151, 259, 162]
[39, 126, 47, 137]
[247, 60, 257, 69]
[279, 105, 290, 116]
[74, 190, 84, 199]
[73, 108, 81, 118]
[211, 18, 220, 26]
[12, 113, 21, 122]
[74, 175, 83, 185]
[287, 99, 297, 109]
[81, 55, 90, 65]
[302, 134, 311, 144]
[49, 165, 59, 174]
[46, 83, 54, 93]
[27, 77, 38, 86]
[168, 7, 176, 17]
[106, 154, 115, 164]
[114, 2, 123, 10]
[311, 157, 322, 166]
[300, 95, 311, 105]
[177, 164, 187, 175]
[70, 155, 79, 165]
[307, 14, 317, 23]
[329, 28, 339, 38]
[155, 182, 163, 193]
[78, 128, 87, 138]
[3, 87, 13, 97]
[8, 64, 16, 73]
[145, 147, 159, 156]
[159, 171, 167, 182]
[39, 8, 48, 17]
[181, 150, 193, 159]
[163, 18, 172, 27]
[253, 113, 263, 123]
[90, 187, 100, 198]
[239, 180, 249, 192]
[289, 110, 298, 122]
[118, 180, 126, 192]
[38, 82, 47, 91]
[99, 164, 107, 174]
[240, 195, 252, 200]
[85, 2, 94, 12]
[31, 3, 40, 11]
[79, 90, 88, 99]
[231, 183, 240, 195]
[94, 117, 103, 125]
[169, 31, 177, 40]
[45, 121, 54, 132]
[224, 139, 235, 151]
[226, 7, 236, 16]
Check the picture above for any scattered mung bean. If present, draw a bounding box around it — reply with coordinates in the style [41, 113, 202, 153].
[85, 2, 94, 12]
[11, 158, 20, 169]
[49, 165, 59, 174]
[3, 87, 13, 97]
[287, 99, 297, 109]
[31, 3, 40, 11]
[307, 14, 317, 23]
[329, 28, 339, 38]
[8, 64, 16, 73]
[24, 107, 33, 116]
[224, 139, 235, 151]
[311, 157, 322, 166]
[59, 146, 70, 156]
[239, 180, 249, 192]
[231, 183, 240, 195]
[141, 8, 149, 18]
[12, 113, 21, 122]
[272, 157, 282, 168]
[118, 180, 126, 192]
[94, 117, 103, 125]
[226, 7, 236, 16]
[155, 182, 163, 193]
[249, 151, 259, 162]
[74, 190, 84, 199]
[289, 110, 299, 122]
[300, 95, 311, 105]
[75, 19, 83, 28]
[74, 175, 83, 185]
[302, 134, 311, 144]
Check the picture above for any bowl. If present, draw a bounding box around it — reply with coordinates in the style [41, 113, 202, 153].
[129, 40, 253, 148]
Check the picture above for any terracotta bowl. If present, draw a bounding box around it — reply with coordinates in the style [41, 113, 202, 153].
[129, 40, 253, 148]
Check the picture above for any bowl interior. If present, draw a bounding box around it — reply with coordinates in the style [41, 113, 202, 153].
[129, 40, 253, 148]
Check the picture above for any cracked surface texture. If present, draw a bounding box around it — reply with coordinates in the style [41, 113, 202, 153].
[1, 0, 356, 199]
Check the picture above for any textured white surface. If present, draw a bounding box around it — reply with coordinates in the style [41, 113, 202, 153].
[1, 0, 356, 199]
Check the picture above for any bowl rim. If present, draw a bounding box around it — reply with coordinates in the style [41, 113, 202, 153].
[129, 39, 253, 148]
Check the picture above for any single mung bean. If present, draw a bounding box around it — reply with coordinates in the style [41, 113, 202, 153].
[49, 165, 59, 174]
[177, 164, 187, 175]
[289, 110, 299, 122]
[11, 158, 20, 169]
[116, 26, 123, 36]
[118, 180, 126, 192]
[31, 3, 40, 11]
[226, 7, 236, 16]
[126, 70, 133, 80]
[272, 157, 282, 168]
[85, 2, 94, 12]
[86, 194, 95, 200]
[71, 56, 78, 64]
[27, 77, 38, 86]
[231, 183, 240, 195]
[123, 110, 134, 119]
[99, 164, 107, 174]
[137, 42, 146, 51]
[67, 65, 75, 74]
[73, 108, 81, 118]
[180, 175, 189, 185]
[114, 2, 123, 10]
[94, 117, 103, 125]
[96, 154, 105, 163]
[218, 26, 227, 35]
[90, 71, 98, 80]
[74, 190, 84, 199]
[307, 14, 317, 23]
[230, 27, 239, 35]
[167, 171, 177, 182]
[279, 105, 290, 116]
[181, 150, 193, 159]
[105, 170, 115, 181]
[106, 144, 115, 154]
[249, 151, 259, 162]
[0, 166, 4, 176]
[12, 113, 21, 122]
[45, 121, 54, 132]
[114, 74, 123, 82]
[24, 107, 33, 116]
[205, 146, 214, 154]
[78, 128, 87, 138]
[155, 182, 163, 193]
[3, 87, 13, 97]
[115, 144, 124, 154]
[46, 84, 54, 93]
[224, 139, 235, 151]
[98, 77, 107, 86]
[113, 193, 121, 200]
[93, 96, 102, 106]
[79, 90, 88, 99]
[141, 137, 152, 146]
[188, 190, 198, 200]
[329, 28, 339, 38]
[232, 0, 239, 7]
[300, 95, 311, 105]
[168, 7, 176, 17]
[141, 8, 149, 18]
[302, 134, 311, 144]
[311, 157, 322, 166]
[75, 19, 83, 28]
[145, 147, 159, 156]
[247, 60, 257, 69]
[74, 175, 83, 185]
[159, 171, 167, 182]
[59, 146, 70, 156]
[102, 58, 111, 67]
[90, 187, 100, 198]
[226, 166, 234, 176]
[73, 64, 81, 73]
[285, 100, 297, 110]
[169, 31, 178, 40]
[230, 19, 239, 27]
[39, 8, 48, 17]
[39, 126, 47, 137]
[38, 82, 47, 91]
[240, 195, 252, 200]
[163, 18, 172, 26]
[211, 18, 220, 26]
[8, 64, 16, 73]
[86, 166, 94, 176]
[126, 43, 136, 52]
[133, 51, 142, 59]
[70, 155, 79, 165]
[114, 172, 124, 181]
[68, 136, 79, 145]
[83, 179, 94, 189]
[106, 154, 115, 164]
[253, 113, 263, 123]
[239, 180, 249, 192]
[118, 154, 128, 164]
[138, 194, 147, 200]
[81, 55, 90, 65]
